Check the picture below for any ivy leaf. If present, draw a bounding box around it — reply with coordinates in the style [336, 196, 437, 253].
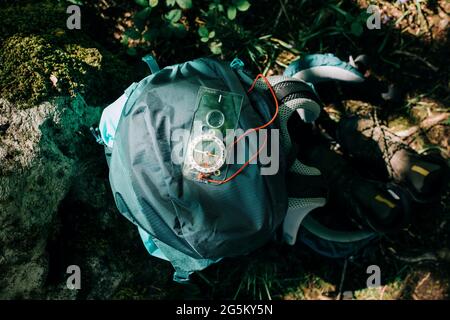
[165, 9, 182, 23]
[135, 0, 149, 7]
[198, 26, 209, 38]
[234, 0, 251, 12]
[166, 0, 176, 6]
[227, 6, 237, 20]
[149, 0, 159, 7]
[175, 0, 192, 9]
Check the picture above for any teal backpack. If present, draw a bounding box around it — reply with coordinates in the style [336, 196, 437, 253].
[97, 54, 377, 282]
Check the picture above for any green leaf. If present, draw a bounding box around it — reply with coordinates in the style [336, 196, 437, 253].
[165, 9, 182, 22]
[170, 23, 187, 38]
[175, 0, 192, 9]
[120, 35, 129, 45]
[124, 28, 141, 39]
[200, 37, 209, 43]
[135, 0, 149, 7]
[227, 6, 237, 20]
[253, 44, 265, 56]
[127, 47, 138, 56]
[143, 28, 159, 41]
[149, 0, 159, 7]
[142, 32, 152, 41]
[133, 7, 152, 29]
[234, 0, 251, 12]
[166, 0, 176, 6]
[198, 26, 209, 38]
[209, 41, 222, 55]
[208, 30, 215, 38]
[328, 4, 351, 19]
[160, 25, 172, 38]
[351, 21, 363, 37]
[136, 7, 152, 18]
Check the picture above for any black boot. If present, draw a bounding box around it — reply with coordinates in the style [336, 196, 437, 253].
[337, 115, 449, 203]
[289, 118, 410, 233]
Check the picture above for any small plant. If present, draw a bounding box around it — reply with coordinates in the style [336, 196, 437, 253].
[233, 262, 280, 300]
[120, 0, 251, 56]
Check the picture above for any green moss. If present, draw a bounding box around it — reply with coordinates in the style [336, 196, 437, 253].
[112, 287, 148, 300]
[0, 1, 134, 108]
[1, 35, 93, 106]
[0, 1, 69, 42]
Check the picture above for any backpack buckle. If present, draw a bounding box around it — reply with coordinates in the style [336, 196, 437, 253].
[230, 58, 244, 70]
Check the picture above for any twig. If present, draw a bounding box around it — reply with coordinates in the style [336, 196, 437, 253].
[196, 272, 213, 287]
[269, 37, 300, 55]
[273, 1, 284, 30]
[275, 60, 289, 68]
[336, 259, 348, 300]
[392, 50, 439, 72]
[379, 285, 387, 300]
[279, 0, 292, 28]
[395, 113, 449, 138]
[392, 252, 438, 263]
[415, 272, 431, 291]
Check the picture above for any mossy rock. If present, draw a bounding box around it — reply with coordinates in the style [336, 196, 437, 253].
[0, 1, 135, 108]
[0, 1, 69, 41]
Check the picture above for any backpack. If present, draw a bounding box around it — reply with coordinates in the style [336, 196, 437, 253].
[96, 54, 379, 282]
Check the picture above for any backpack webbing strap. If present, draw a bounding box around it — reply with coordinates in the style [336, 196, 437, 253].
[142, 54, 160, 74]
[272, 80, 322, 106]
[283, 197, 327, 245]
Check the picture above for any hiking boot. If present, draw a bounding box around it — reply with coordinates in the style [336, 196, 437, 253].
[306, 143, 410, 232]
[337, 115, 449, 203]
[289, 118, 410, 233]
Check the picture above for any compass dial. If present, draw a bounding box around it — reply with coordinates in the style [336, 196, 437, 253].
[187, 134, 226, 174]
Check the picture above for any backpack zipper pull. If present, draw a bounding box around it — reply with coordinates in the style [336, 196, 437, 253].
[90, 127, 104, 145]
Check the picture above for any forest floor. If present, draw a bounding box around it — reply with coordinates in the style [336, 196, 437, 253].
[1, 0, 449, 300]
[86, 0, 449, 300]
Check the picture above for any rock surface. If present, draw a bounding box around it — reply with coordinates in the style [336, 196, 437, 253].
[0, 1, 171, 300]
[0, 96, 173, 299]
[0, 97, 93, 298]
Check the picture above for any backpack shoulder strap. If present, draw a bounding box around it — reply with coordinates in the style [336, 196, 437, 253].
[284, 53, 364, 84]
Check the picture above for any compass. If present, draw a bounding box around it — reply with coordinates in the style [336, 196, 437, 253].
[186, 133, 227, 174]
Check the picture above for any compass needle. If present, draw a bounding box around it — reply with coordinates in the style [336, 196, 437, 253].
[186, 134, 227, 175]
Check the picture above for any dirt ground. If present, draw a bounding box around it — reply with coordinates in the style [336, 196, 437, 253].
[110, 0, 450, 300]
